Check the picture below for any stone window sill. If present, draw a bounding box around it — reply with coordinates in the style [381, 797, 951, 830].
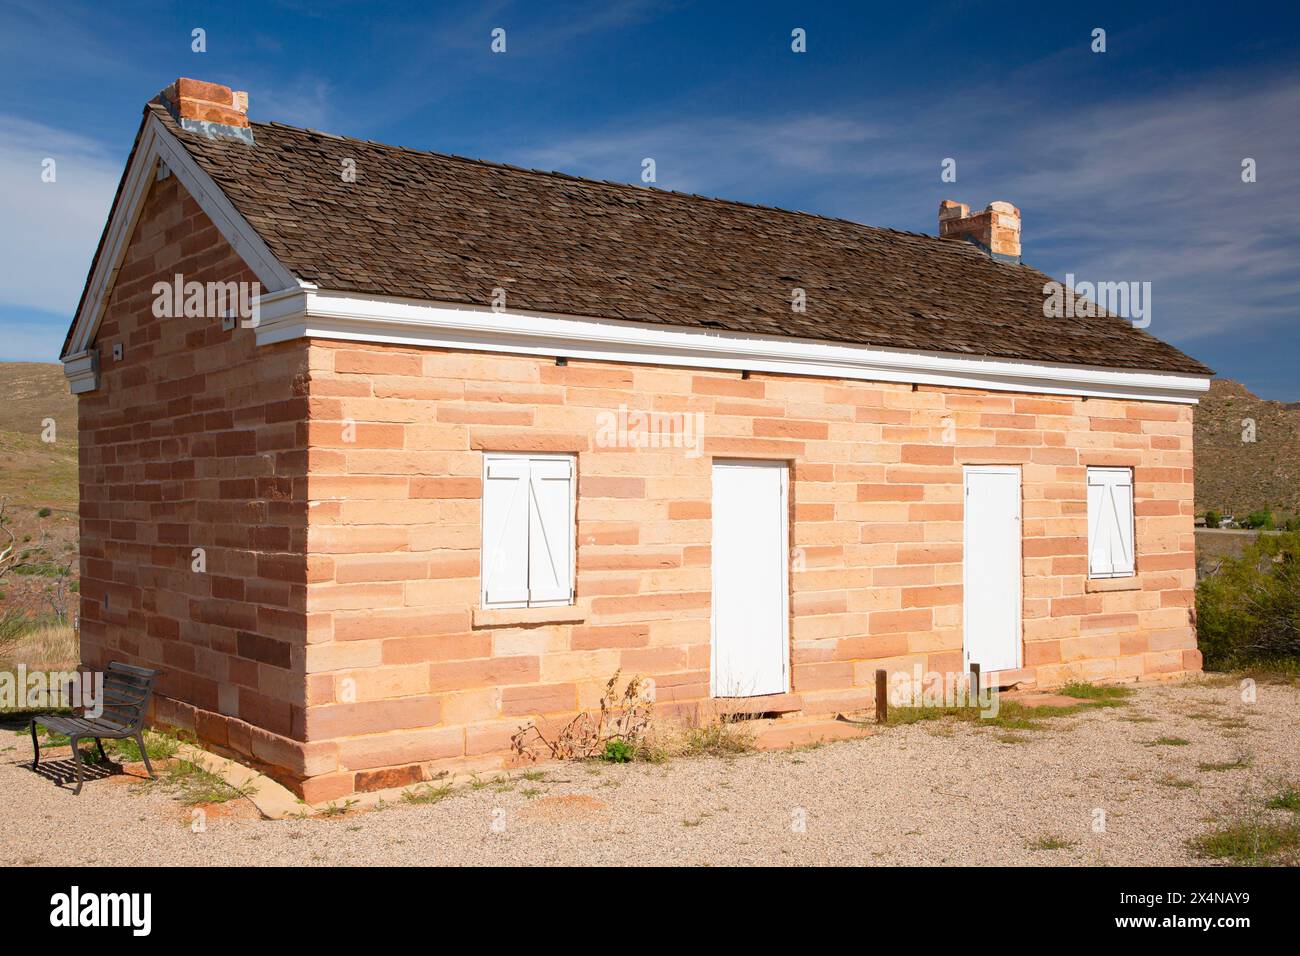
[472, 605, 587, 628]
[1085, 577, 1142, 593]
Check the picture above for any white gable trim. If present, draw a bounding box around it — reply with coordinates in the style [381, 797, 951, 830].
[255, 287, 1211, 404]
[61, 111, 300, 391]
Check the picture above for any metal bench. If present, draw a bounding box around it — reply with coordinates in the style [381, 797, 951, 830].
[30, 661, 162, 795]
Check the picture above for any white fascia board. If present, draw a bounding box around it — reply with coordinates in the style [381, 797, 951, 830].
[255, 288, 1211, 404]
[61, 112, 301, 392]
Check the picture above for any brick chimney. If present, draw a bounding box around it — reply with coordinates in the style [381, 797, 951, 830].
[939, 200, 1021, 263]
[156, 78, 253, 144]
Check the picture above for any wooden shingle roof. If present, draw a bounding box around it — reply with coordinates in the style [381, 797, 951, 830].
[153, 103, 1210, 376]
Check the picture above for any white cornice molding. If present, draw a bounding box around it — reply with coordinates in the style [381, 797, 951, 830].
[61, 112, 300, 392]
[255, 288, 1211, 404]
[61, 350, 99, 395]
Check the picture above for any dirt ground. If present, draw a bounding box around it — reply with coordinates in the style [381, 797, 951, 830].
[1, 677, 1296, 867]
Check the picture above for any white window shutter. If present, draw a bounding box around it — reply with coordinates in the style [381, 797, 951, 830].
[482, 458, 530, 606]
[1087, 467, 1134, 578]
[1109, 471, 1135, 575]
[526, 458, 573, 605]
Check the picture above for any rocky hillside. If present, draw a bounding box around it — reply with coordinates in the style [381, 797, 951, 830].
[0, 362, 79, 620]
[0, 362, 78, 511]
[1194, 379, 1300, 517]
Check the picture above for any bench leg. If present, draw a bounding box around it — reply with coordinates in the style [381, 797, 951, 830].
[29, 719, 40, 770]
[70, 736, 84, 795]
[95, 738, 107, 761]
[135, 732, 155, 779]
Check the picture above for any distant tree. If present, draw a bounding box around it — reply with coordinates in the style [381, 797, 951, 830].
[1197, 530, 1300, 668]
[1205, 509, 1222, 529]
[1242, 510, 1276, 530]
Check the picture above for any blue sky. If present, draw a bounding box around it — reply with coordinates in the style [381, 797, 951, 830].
[2, 0, 1297, 399]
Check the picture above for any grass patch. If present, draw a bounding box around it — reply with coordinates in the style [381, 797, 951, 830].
[149, 759, 248, 806]
[0, 619, 78, 674]
[886, 696, 1119, 732]
[1058, 682, 1133, 701]
[670, 719, 756, 757]
[1192, 819, 1300, 864]
[401, 783, 454, 805]
[105, 731, 182, 762]
[1198, 757, 1253, 772]
[1265, 786, 1300, 812]
[1158, 774, 1196, 789]
[1148, 736, 1191, 747]
[1028, 834, 1078, 851]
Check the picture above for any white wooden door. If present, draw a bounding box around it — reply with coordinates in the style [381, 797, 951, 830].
[711, 460, 789, 697]
[963, 466, 1022, 673]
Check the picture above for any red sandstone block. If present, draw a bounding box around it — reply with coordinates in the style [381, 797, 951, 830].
[335, 350, 423, 376]
[300, 772, 355, 803]
[1024, 640, 1061, 666]
[428, 656, 540, 692]
[307, 696, 441, 739]
[667, 501, 710, 520]
[590, 591, 710, 615]
[897, 544, 962, 565]
[333, 553, 430, 584]
[410, 477, 481, 498]
[382, 631, 489, 664]
[571, 624, 650, 650]
[581, 476, 646, 498]
[539, 364, 633, 388]
[858, 484, 924, 501]
[468, 431, 589, 452]
[900, 444, 954, 465]
[437, 405, 534, 425]
[337, 726, 464, 771]
[754, 418, 828, 439]
[832, 634, 909, 661]
[980, 413, 1036, 429]
[900, 585, 961, 608]
[691, 375, 763, 398]
[501, 682, 577, 716]
[792, 661, 855, 691]
[870, 608, 932, 634]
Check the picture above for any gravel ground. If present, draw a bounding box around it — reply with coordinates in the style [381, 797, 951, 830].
[2, 677, 1296, 866]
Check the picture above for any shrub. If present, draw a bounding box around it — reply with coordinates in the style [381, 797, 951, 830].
[1196, 530, 1300, 669]
[1205, 509, 1221, 529]
[511, 671, 652, 762]
[36, 507, 51, 518]
[1240, 510, 1275, 530]
[601, 739, 635, 763]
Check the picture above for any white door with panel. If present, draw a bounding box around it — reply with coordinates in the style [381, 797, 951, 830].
[711, 460, 789, 697]
[962, 465, 1022, 673]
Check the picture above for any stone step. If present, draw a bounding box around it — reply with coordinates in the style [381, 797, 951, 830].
[747, 717, 875, 751]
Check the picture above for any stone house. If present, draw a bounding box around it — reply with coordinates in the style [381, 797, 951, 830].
[61, 79, 1212, 800]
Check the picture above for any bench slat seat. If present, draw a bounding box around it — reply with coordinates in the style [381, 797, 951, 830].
[30, 661, 162, 795]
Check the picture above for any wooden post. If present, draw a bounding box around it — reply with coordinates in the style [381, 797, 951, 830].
[970, 663, 981, 703]
[875, 669, 888, 723]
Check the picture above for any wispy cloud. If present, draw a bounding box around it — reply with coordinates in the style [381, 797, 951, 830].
[0, 115, 118, 320]
[509, 68, 1300, 353]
